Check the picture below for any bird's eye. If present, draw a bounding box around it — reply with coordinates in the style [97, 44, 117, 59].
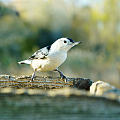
[64, 40, 67, 43]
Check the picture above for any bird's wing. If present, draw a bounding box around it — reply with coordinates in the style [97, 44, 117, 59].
[29, 45, 51, 59]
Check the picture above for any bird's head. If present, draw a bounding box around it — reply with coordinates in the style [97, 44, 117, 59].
[51, 38, 81, 52]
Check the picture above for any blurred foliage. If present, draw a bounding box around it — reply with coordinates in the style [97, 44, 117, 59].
[0, 0, 120, 87]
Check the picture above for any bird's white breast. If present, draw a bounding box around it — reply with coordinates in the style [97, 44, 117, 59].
[31, 51, 67, 71]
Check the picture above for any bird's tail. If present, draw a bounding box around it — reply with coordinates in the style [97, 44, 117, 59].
[18, 60, 31, 64]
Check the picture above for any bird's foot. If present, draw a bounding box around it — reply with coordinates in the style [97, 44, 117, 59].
[31, 77, 34, 82]
[60, 74, 68, 83]
[31, 72, 35, 82]
[54, 69, 68, 82]
[30, 75, 35, 82]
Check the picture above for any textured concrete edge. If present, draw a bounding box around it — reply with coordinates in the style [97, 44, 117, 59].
[0, 87, 120, 103]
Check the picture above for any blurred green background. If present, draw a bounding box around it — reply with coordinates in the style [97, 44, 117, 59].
[0, 0, 120, 88]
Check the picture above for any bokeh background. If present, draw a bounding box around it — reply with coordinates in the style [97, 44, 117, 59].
[0, 0, 120, 88]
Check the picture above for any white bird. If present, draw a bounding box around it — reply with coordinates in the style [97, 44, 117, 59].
[18, 38, 80, 82]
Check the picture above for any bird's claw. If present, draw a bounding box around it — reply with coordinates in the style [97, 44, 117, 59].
[31, 71, 36, 82]
[60, 74, 68, 82]
[31, 77, 34, 82]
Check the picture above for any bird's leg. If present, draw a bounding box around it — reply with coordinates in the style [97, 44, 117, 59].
[31, 70, 36, 81]
[54, 69, 67, 82]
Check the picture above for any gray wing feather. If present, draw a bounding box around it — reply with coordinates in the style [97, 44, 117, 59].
[29, 46, 51, 59]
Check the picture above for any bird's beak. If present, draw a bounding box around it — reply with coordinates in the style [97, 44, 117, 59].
[72, 41, 81, 46]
